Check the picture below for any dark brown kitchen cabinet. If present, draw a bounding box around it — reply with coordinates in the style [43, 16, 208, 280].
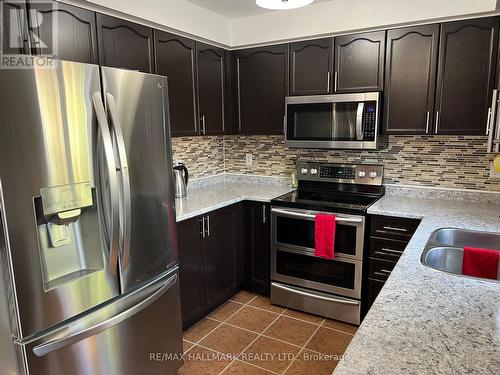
[96, 13, 154, 73]
[27, 2, 98, 63]
[235, 44, 288, 134]
[434, 17, 499, 135]
[290, 38, 333, 95]
[384, 24, 440, 134]
[177, 216, 205, 330]
[244, 202, 271, 296]
[177, 203, 244, 329]
[155, 31, 198, 136]
[197, 43, 225, 135]
[204, 204, 244, 311]
[224, 50, 239, 135]
[2, 0, 30, 54]
[334, 31, 386, 93]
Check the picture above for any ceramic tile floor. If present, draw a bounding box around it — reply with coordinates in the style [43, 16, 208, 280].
[179, 290, 357, 375]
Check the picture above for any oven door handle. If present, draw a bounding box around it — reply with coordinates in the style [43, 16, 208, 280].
[271, 208, 363, 223]
[272, 283, 359, 306]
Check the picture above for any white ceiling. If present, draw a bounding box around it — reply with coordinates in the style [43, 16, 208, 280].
[186, 0, 333, 18]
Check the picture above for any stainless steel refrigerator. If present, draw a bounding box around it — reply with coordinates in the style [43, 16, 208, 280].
[0, 59, 183, 374]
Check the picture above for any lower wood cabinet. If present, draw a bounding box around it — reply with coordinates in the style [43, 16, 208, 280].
[177, 203, 244, 329]
[244, 202, 271, 296]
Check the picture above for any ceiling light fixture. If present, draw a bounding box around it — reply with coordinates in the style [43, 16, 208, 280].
[256, 0, 314, 10]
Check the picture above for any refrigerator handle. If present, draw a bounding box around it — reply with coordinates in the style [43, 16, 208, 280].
[92, 93, 120, 275]
[105, 93, 132, 270]
[31, 271, 178, 357]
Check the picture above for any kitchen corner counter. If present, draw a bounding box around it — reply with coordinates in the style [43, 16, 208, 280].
[335, 187, 500, 374]
[175, 175, 294, 222]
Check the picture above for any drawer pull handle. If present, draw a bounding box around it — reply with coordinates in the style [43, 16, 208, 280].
[380, 269, 392, 274]
[380, 248, 403, 254]
[382, 226, 407, 232]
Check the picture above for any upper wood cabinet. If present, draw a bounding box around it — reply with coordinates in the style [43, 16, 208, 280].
[334, 31, 386, 93]
[2, 0, 30, 54]
[155, 31, 198, 137]
[96, 14, 154, 73]
[235, 44, 288, 135]
[434, 18, 499, 135]
[28, 2, 98, 64]
[384, 25, 440, 134]
[197, 43, 225, 135]
[289, 38, 333, 95]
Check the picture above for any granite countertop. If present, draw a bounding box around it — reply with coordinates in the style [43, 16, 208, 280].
[335, 187, 500, 374]
[175, 175, 293, 222]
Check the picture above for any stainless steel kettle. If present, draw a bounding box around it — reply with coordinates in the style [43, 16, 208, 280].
[173, 163, 189, 198]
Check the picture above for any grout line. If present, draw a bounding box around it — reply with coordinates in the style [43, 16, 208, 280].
[233, 359, 281, 375]
[219, 305, 288, 374]
[282, 318, 326, 375]
[320, 325, 356, 336]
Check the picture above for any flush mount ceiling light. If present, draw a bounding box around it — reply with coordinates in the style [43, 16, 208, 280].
[256, 0, 314, 10]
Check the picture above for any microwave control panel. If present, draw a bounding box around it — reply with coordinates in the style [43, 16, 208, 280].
[362, 102, 377, 141]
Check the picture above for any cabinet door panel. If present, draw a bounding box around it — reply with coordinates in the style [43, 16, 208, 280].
[28, 2, 98, 63]
[2, 0, 29, 54]
[177, 216, 205, 330]
[236, 44, 288, 135]
[384, 25, 439, 134]
[204, 204, 243, 311]
[197, 43, 225, 135]
[435, 18, 499, 135]
[155, 31, 198, 136]
[290, 38, 333, 95]
[96, 14, 154, 73]
[335, 31, 385, 92]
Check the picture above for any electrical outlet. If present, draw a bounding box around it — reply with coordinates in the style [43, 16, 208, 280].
[245, 153, 253, 166]
[489, 161, 500, 180]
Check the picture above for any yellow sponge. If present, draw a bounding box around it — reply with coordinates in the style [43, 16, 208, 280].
[494, 155, 500, 172]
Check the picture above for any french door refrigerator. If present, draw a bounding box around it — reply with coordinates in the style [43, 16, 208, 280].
[0, 60, 183, 375]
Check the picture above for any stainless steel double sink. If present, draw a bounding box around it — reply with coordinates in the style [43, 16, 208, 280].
[421, 228, 500, 281]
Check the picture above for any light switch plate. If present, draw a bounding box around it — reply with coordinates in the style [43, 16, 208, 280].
[245, 154, 253, 166]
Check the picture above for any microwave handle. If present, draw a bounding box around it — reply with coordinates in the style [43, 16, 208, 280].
[356, 102, 365, 141]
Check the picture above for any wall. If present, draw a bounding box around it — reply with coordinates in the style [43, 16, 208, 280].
[171, 136, 224, 179]
[231, 0, 497, 46]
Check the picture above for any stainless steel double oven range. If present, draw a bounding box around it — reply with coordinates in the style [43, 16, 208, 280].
[270, 161, 384, 325]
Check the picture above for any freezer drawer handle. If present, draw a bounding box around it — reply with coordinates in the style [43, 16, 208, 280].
[32, 272, 178, 357]
[106, 93, 132, 270]
[272, 282, 359, 306]
[271, 208, 363, 223]
[92, 93, 120, 275]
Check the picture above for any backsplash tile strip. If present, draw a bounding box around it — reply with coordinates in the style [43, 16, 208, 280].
[171, 136, 224, 178]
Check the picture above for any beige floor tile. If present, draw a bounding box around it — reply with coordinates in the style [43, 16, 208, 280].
[183, 340, 194, 354]
[223, 360, 274, 375]
[240, 336, 300, 373]
[226, 306, 278, 333]
[248, 296, 286, 314]
[178, 345, 231, 375]
[305, 327, 352, 356]
[284, 349, 338, 375]
[264, 316, 317, 346]
[183, 318, 220, 342]
[230, 290, 257, 304]
[208, 301, 244, 321]
[323, 319, 358, 335]
[283, 309, 324, 325]
[199, 324, 257, 356]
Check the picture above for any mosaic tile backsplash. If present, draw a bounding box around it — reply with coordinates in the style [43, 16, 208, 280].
[172, 134, 500, 191]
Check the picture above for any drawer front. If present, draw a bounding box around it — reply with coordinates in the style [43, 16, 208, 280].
[368, 257, 396, 282]
[371, 215, 420, 240]
[369, 237, 407, 262]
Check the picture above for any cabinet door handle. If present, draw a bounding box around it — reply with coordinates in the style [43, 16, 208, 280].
[334, 71, 338, 92]
[200, 217, 205, 238]
[326, 71, 331, 93]
[425, 111, 430, 134]
[200, 115, 206, 135]
[206, 215, 210, 237]
[486, 107, 492, 135]
[262, 205, 266, 224]
[434, 110, 439, 133]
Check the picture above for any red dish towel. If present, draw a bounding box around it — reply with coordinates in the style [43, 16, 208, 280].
[315, 214, 336, 259]
[462, 246, 500, 280]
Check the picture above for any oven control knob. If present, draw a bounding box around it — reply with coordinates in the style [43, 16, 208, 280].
[358, 170, 366, 178]
[310, 168, 318, 175]
[301, 168, 308, 175]
[369, 171, 378, 179]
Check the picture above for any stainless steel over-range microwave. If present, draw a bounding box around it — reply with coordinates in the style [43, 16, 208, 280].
[285, 92, 381, 150]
